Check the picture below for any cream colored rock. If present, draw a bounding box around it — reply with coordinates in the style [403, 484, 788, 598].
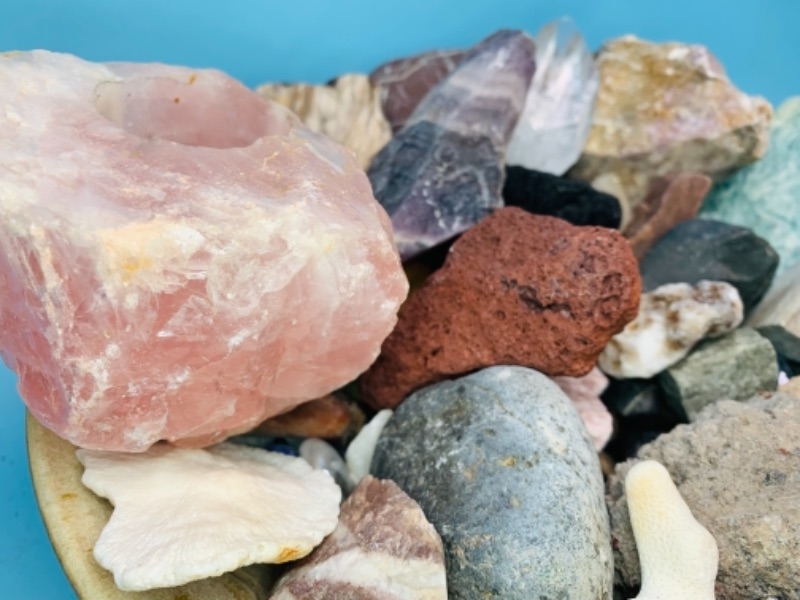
[571, 36, 772, 208]
[599, 281, 743, 379]
[77, 443, 341, 591]
[257, 74, 392, 169]
[748, 259, 800, 336]
[625, 460, 718, 600]
[345, 409, 393, 482]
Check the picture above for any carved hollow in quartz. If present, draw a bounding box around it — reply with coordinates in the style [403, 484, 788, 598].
[0, 51, 408, 452]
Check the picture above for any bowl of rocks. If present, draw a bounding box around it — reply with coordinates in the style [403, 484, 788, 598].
[3, 7, 800, 600]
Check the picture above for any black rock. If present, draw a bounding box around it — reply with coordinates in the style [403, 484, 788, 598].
[756, 325, 800, 375]
[502, 166, 622, 228]
[639, 219, 779, 311]
[601, 377, 675, 421]
[603, 418, 673, 463]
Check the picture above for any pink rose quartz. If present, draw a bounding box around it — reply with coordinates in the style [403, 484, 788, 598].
[553, 368, 613, 450]
[0, 51, 408, 451]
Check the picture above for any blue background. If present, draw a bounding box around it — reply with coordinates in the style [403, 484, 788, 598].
[1, 1, 798, 597]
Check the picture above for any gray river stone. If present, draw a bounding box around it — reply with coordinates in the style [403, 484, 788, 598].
[371, 365, 612, 599]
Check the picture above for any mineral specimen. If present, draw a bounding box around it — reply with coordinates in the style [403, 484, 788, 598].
[700, 98, 800, 276]
[506, 18, 599, 175]
[608, 393, 800, 598]
[360, 208, 641, 409]
[658, 328, 777, 420]
[270, 476, 447, 599]
[502, 166, 621, 228]
[368, 30, 535, 260]
[371, 366, 613, 599]
[369, 49, 465, 132]
[570, 36, 772, 208]
[623, 173, 712, 260]
[0, 51, 408, 452]
[599, 281, 744, 379]
[639, 219, 779, 312]
[256, 74, 392, 169]
[747, 259, 800, 336]
[552, 368, 613, 451]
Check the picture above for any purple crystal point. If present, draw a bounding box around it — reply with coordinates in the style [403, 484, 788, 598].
[369, 30, 536, 260]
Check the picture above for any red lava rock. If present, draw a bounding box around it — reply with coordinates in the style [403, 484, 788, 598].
[623, 172, 712, 260]
[369, 49, 465, 132]
[360, 208, 641, 409]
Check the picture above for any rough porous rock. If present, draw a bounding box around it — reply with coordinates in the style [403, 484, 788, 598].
[607, 392, 800, 599]
[360, 208, 641, 409]
[570, 36, 772, 208]
[747, 259, 800, 336]
[369, 49, 465, 132]
[623, 173, 712, 260]
[756, 325, 800, 376]
[599, 281, 743, 379]
[781, 375, 800, 398]
[503, 166, 621, 228]
[506, 18, 599, 175]
[372, 366, 613, 600]
[256, 74, 392, 169]
[250, 394, 363, 440]
[658, 328, 778, 421]
[0, 51, 408, 451]
[640, 219, 779, 312]
[368, 30, 535, 260]
[700, 98, 800, 277]
[270, 476, 447, 600]
[553, 367, 613, 450]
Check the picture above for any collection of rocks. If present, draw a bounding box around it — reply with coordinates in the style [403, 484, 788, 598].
[4, 14, 800, 600]
[253, 20, 800, 600]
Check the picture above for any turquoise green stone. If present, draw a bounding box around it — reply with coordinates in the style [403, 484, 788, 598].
[700, 98, 800, 276]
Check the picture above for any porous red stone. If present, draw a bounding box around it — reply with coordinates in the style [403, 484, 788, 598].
[0, 51, 408, 451]
[623, 173, 712, 259]
[360, 208, 641, 409]
[369, 49, 465, 132]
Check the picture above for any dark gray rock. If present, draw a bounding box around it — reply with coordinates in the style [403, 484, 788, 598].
[658, 327, 778, 421]
[639, 219, 779, 311]
[371, 366, 613, 599]
[756, 324, 800, 375]
[601, 377, 680, 463]
[608, 392, 800, 599]
[368, 30, 535, 260]
[502, 166, 622, 228]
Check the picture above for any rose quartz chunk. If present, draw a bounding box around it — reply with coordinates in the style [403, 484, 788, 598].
[0, 51, 408, 451]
